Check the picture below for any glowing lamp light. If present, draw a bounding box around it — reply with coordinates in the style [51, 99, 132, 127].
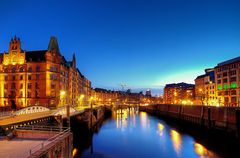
[60, 90, 66, 96]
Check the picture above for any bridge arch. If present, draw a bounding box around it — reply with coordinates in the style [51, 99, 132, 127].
[15, 106, 50, 116]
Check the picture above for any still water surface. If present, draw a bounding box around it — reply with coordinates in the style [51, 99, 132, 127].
[79, 108, 219, 158]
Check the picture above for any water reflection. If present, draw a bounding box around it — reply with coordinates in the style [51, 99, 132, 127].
[194, 143, 213, 158]
[170, 129, 182, 155]
[116, 109, 128, 129]
[157, 123, 165, 136]
[140, 111, 149, 129]
[79, 108, 222, 158]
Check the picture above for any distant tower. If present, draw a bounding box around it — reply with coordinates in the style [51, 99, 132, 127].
[146, 89, 152, 97]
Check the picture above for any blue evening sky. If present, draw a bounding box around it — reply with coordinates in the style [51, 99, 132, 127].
[0, 0, 240, 94]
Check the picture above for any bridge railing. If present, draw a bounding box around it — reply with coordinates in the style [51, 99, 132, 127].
[0, 111, 15, 120]
[17, 126, 71, 158]
[15, 125, 69, 132]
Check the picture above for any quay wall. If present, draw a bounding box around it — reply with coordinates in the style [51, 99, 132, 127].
[140, 104, 240, 136]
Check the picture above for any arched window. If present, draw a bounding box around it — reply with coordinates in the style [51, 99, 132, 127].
[12, 67, 16, 73]
[19, 67, 24, 72]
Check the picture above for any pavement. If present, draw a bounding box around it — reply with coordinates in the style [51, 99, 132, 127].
[0, 138, 46, 158]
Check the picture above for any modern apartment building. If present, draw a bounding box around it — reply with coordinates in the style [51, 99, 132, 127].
[195, 68, 217, 105]
[215, 57, 240, 106]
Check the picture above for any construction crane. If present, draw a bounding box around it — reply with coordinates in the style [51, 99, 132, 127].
[119, 83, 126, 91]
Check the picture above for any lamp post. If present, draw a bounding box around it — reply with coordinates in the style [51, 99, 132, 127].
[60, 90, 70, 128]
[79, 94, 85, 108]
[90, 96, 93, 128]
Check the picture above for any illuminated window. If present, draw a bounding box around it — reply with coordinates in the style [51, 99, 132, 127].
[223, 84, 229, 89]
[230, 83, 237, 88]
[217, 85, 222, 90]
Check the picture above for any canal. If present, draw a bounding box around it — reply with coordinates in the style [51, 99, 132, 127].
[73, 108, 239, 158]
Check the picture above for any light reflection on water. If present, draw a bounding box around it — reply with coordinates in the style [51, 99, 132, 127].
[81, 108, 219, 158]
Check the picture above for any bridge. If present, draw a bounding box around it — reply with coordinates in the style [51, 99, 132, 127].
[0, 105, 95, 134]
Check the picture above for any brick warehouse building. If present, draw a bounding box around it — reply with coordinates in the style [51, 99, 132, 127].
[0, 36, 91, 109]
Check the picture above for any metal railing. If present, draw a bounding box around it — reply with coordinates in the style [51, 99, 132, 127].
[0, 111, 15, 120]
[16, 125, 69, 132]
[17, 126, 70, 158]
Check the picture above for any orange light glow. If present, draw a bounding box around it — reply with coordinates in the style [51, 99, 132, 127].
[170, 129, 182, 154]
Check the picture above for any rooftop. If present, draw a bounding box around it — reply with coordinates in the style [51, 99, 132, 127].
[217, 56, 240, 67]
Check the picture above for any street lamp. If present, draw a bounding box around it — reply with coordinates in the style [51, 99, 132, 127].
[60, 90, 66, 107]
[79, 94, 85, 107]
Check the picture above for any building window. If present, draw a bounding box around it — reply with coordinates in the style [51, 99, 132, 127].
[36, 74, 40, 80]
[217, 74, 221, 78]
[4, 84, 8, 89]
[4, 76, 8, 81]
[12, 67, 16, 73]
[51, 83, 55, 89]
[28, 67, 32, 72]
[28, 75, 32, 80]
[229, 70, 236, 76]
[50, 90, 56, 97]
[223, 72, 227, 77]
[4, 68, 8, 72]
[230, 77, 236, 82]
[20, 91, 23, 97]
[28, 83, 32, 89]
[19, 67, 24, 72]
[36, 66, 40, 72]
[231, 90, 236, 95]
[217, 80, 221, 84]
[20, 83, 23, 89]
[231, 97, 237, 103]
[12, 75, 15, 81]
[35, 82, 39, 89]
[223, 78, 228, 83]
[27, 91, 31, 98]
[35, 90, 39, 98]
[11, 83, 16, 89]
